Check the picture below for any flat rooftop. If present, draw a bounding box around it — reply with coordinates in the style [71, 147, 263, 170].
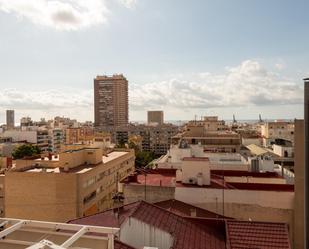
[123, 169, 294, 192]
[23, 151, 129, 174]
[103, 151, 128, 163]
[182, 157, 209, 161]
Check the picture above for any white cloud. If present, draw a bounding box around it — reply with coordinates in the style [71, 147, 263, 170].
[0, 60, 303, 122]
[130, 60, 303, 111]
[0, 0, 137, 31]
[117, 0, 137, 9]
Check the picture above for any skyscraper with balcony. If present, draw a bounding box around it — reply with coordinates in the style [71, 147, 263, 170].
[6, 110, 15, 130]
[94, 74, 128, 128]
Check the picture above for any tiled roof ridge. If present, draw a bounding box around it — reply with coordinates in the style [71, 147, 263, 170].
[66, 201, 142, 223]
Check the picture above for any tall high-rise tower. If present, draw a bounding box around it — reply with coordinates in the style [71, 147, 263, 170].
[6, 110, 15, 130]
[94, 74, 128, 127]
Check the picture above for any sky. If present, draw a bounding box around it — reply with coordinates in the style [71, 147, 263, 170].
[0, 0, 308, 123]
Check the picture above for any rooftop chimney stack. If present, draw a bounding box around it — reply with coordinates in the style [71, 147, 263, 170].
[304, 77, 309, 249]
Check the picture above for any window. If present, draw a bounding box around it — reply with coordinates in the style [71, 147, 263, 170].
[83, 191, 96, 204]
[83, 177, 96, 188]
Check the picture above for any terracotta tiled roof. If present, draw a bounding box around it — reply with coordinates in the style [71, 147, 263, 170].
[226, 220, 291, 249]
[130, 201, 226, 249]
[68, 201, 140, 228]
[69, 201, 291, 249]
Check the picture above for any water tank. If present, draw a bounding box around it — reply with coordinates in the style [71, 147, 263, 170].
[197, 172, 203, 186]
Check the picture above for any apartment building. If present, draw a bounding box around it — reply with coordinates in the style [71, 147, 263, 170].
[94, 74, 128, 128]
[48, 128, 65, 152]
[147, 110, 164, 125]
[65, 127, 94, 144]
[172, 116, 241, 153]
[3, 146, 135, 222]
[261, 121, 294, 146]
[6, 110, 14, 130]
[111, 124, 179, 156]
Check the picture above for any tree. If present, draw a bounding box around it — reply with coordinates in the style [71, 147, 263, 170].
[135, 151, 156, 168]
[12, 144, 41, 159]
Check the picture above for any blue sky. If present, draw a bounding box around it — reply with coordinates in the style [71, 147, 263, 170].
[0, 0, 308, 123]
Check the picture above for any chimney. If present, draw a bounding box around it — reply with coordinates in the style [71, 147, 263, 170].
[305, 78, 309, 248]
[6, 157, 12, 169]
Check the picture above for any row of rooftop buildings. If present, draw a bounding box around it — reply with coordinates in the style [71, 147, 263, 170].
[0, 74, 305, 249]
[0, 114, 302, 248]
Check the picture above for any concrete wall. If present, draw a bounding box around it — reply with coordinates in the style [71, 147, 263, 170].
[181, 160, 210, 185]
[273, 144, 294, 158]
[169, 147, 192, 163]
[58, 148, 102, 169]
[3, 131, 37, 143]
[123, 184, 175, 204]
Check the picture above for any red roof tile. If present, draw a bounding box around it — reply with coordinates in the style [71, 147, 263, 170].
[226, 220, 291, 249]
[69, 201, 292, 249]
[68, 202, 140, 228]
[130, 201, 226, 249]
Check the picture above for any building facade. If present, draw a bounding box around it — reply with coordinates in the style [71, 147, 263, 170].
[4, 147, 135, 222]
[261, 121, 294, 147]
[147, 111, 164, 125]
[94, 75, 128, 128]
[6, 110, 14, 130]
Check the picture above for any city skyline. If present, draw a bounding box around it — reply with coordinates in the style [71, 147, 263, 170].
[0, 0, 308, 122]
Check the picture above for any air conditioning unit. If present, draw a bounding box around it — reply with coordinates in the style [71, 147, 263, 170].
[188, 177, 197, 184]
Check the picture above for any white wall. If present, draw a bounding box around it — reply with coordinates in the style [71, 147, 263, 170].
[181, 161, 210, 185]
[169, 147, 191, 163]
[273, 145, 294, 157]
[224, 176, 286, 184]
[175, 187, 294, 210]
[3, 131, 37, 143]
[120, 217, 173, 249]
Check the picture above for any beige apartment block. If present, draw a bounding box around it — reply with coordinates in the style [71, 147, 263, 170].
[65, 127, 94, 144]
[147, 111, 164, 125]
[261, 121, 294, 146]
[94, 74, 128, 127]
[4, 146, 135, 222]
